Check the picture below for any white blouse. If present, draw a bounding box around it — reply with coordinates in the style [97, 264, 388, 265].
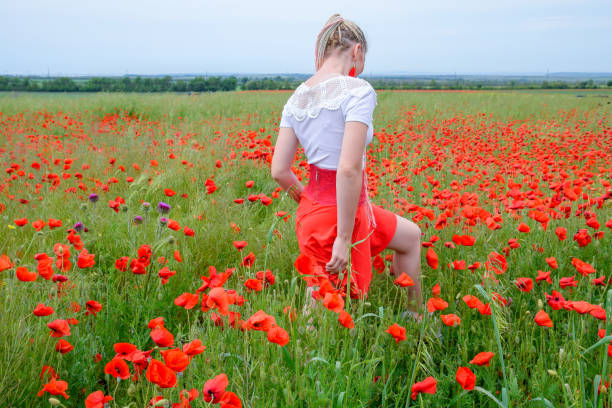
[279, 75, 377, 170]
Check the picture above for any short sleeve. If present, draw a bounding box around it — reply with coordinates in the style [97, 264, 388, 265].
[279, 104, 293, 128]
[344, 86, 377, 126]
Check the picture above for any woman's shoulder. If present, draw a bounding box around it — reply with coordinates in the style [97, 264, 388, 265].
[282, 76, 374, 121]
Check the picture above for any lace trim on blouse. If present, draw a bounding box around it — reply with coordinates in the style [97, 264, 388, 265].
[281, 76, 374, 121]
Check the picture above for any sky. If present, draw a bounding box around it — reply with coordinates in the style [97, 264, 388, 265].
[2, 0, 611, 76]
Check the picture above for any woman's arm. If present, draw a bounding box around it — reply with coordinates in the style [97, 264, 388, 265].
[325, 121, 368, 273]
[271, 127, 304, 203]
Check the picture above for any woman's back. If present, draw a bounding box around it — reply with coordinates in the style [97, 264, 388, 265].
[279, 75, 377, 170]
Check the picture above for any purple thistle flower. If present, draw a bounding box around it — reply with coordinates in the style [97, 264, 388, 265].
[157, 201, 171, 214]
[133, 216, 144, 225]
[73, 222, 84, 232]
[88, 193, 99, 203]
[159, 217, 168, 225]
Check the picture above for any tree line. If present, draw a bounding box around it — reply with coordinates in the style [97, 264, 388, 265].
[1, 75, 611, 92]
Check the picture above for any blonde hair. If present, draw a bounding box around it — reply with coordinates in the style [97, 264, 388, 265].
[315, 14, 368, 71]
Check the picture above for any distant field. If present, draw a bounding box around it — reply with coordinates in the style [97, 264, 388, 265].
[0, 90, 610, 407]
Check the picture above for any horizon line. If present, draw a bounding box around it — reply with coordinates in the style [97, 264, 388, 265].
[4, 71, 612, 78]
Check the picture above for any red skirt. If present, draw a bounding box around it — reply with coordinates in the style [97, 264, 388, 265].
[295, 165, 398, 298]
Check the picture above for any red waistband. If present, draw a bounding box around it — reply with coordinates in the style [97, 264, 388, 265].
[303, 164, 367, 206]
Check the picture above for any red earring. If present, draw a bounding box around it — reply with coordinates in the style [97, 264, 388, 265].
[348, 65, 356, 77]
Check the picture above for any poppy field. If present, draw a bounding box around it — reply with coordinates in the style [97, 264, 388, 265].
[0, 90, 611, 407]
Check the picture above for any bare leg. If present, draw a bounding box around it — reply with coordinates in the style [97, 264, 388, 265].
[386, 215, 423, 313]
[302, 286, 317, 330]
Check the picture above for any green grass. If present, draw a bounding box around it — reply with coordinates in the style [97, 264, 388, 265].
[0, 90, 610, 407]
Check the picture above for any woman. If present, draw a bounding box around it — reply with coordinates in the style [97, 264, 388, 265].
[271, 14, 422, 314]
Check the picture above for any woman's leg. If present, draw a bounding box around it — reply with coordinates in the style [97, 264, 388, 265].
[386, 215, 423, 313]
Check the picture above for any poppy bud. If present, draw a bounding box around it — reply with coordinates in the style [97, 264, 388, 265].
[537, 299, 544, 309]
[153, 399, 170, 407]
[547, 370, 557, 377]
[127, 383, 137, 396]
[48, 398, 61, 406]
[168, 236, 175, 244]
[122, 205, 128, 212]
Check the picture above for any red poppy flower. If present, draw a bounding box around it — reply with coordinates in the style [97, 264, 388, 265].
[592, 276, 606, 286]
[555, 227, 567, 240]
[394, 273, 415, 287]
[386, 323, 406, 343]
[427, 297, 448, 313]
[183, 339, 206, 356]
[146, 359, 177, 388]
[150, 326, 174, 347]
[48, 319, 71, 337]
[469, 351, 495, 366]
[207, 287, 231, 315]
[37, 377, 69, 399]
[104, 357, 130, 379]
[55, 339, 74, 354]
[426, 247, 438, 269]
[14, 218, 28, 227]
[32, 219, 46, 231]
[571, 257, 596, 276]
[164, 188, 176, 197]
[565, 300, 595, 314]
[161, 348, 190, 372]
[515, 277, 533, 292]
[148, 317, 165, 329]
[0, 254, 14, 271]
[77, 249, 95, 268]
[535, 270, 552, 284]
[411, 376, 437, 400]
[243, 310, 276, 332]
[184, 226, 194, 237]
[373, 255, 386, 274]
[323, 292, 345, 313]
[16, 266, 37, 281]
[267, 326, 290, 346]
[114, 343, 138, 360]
[338, 310, 354, 329]
[115, 256, 129, 272]
[507, 238, 520, 249]
[174, 292, 199, 310]
[545, 257, 558, 269]
[33, 303, 54, 316]
[559, 276, 578, 289]
[241, 252, 256, 267]
[517, 222, 530, 233]
[203, 373, 229, 403]
[219, 391, 242, 408]
[456, 366, 476, 390]
[48, 218, 62, 229]
[167, 219, 180, 231]
[462, 295, 483, 310]
[255, 269, 275, 286]
[233, 241, 248, 250]
[441, 314, 461, 327]
[244, 278, 264, 292]
[85, 300, 102, 316]
[573, 229, 592, 247]
[85, 391, 113, 408]
[485, 252, 507, 275]
[534, 310, 553, 327]
[158, 267, 176, 285]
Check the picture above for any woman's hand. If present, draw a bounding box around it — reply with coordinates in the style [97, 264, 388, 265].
[326, 236, 351, 273]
